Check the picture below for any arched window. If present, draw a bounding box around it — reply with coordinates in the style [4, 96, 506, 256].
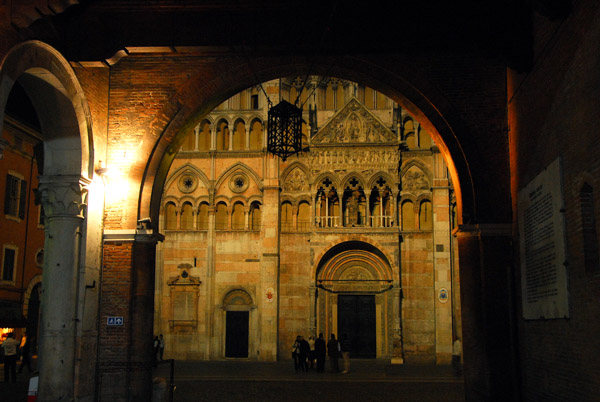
[419, 128, 432, 149]
[180, 131, 195, 151]
[180, 202, 194, 230]
[297, 201, 311, 232]
[215, 202, 228, 230]
[419, 200, 432, 230]
[216, 121, 229, 151]
[316, 186, 340, 228]
[232, 121, 246, 150]
[198, 121, 211, 150]
[581, 183, 599, 274]
[197, 202, 209, 230]
[232, 202, 245, 230]
[165, 202, 177, 230]
[281, 202, 293, 232]
[249, 120, 263, 150]
[401, 200, 415, 231]
[250, 202, 261, 231]
[404, 119, 416, 149]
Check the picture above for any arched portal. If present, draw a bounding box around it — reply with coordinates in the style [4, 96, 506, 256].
[0, 41, 102, 402]
[221, 289, 256, 359]
[315, 241, 396, 359]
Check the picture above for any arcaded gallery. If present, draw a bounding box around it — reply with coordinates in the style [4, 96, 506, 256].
[0, 1, 599, 402]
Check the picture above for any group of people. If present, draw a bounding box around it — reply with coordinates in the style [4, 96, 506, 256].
[292, 333, 350, 374]
[1, 332, 34, 383]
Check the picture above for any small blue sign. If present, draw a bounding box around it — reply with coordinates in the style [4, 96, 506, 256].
[107, 316, 124, 326]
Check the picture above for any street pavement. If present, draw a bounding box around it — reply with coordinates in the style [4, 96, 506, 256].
[154, 359, 465, 402]
[1, 359, 465, 401]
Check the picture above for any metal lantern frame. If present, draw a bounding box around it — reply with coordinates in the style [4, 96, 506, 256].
[267, 100, 303, 161]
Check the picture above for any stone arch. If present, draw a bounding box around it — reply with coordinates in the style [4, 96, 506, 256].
[312, 172, 340, 191]
[367, 171, 396, 191]
[341, 172, 367, 190]
[312, 236, 397, 279]
[0, 41, 102, 401]
[280, 195, 297, 206]
[280, 161, 309, 183]
[22, 274, 43, 318]
[401, 161, 432, 194]
[164, 163, 211, 193]
[161, 195, 179, 209]
[222, 288, 254, 307]
[281, 162, 310, 193]
[0, 41, 95, 178]
[140, 57, 490, 231]
[401, 159, 432, 183]
[215, 162, 263, 193]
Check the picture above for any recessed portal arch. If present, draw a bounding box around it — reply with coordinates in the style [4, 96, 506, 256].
[314, 241, 396, 359]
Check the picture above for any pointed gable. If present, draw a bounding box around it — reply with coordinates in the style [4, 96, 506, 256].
[311, 97, 396, 145]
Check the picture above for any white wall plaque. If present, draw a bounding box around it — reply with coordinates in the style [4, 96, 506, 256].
[518, 158, 569, 319]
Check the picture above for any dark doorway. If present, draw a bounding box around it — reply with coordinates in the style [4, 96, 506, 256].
[225, 311, 249, 358]
[337, 295, 376, 358]
[27, 284, 41, 352]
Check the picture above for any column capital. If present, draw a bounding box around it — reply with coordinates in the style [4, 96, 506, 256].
[38, 175, 90, 220]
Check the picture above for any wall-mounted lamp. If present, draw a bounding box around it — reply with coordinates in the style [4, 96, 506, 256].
[95, 160, 108, 177]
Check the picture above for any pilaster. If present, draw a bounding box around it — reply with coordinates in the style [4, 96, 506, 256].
[455, 223, 518, 402]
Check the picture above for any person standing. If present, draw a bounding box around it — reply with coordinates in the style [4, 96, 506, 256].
[315, 333, 327, 372]
[152, 335, 160, 365]
[18, 334, 33, 373]
[327, 334, 341, 373]
[307, 335, 316, 369]
[452, 337, 462, 376]
[292, 336, 301, 371]
[159, 334, 165, 361]
[1, 332, 19, 382]
[298, 336, 310, 372]
[340, 335, 350, 374]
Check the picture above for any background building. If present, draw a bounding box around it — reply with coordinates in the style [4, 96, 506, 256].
[155, 78, 461, 364]
[0, 81, 44, 349]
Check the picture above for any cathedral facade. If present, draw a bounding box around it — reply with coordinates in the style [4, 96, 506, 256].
[155, 78, 461, 364]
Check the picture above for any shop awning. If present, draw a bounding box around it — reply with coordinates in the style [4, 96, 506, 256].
[0, 300, 27, 328]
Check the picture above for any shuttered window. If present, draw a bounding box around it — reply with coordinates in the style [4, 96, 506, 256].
[4, 174, 26, 219]
[1, 247, 16, 281]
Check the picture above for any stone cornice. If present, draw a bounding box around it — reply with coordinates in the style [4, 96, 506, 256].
[103, 229, 165, 243]
[454, 223, 513, 237]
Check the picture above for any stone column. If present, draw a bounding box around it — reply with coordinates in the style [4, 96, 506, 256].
[309, 286, 317, 335]
[337, 190, 343, 227]
[365, 190, 371, 227]
[206, 203, 216, 357]
[455, 224, 518, 402]
[37, 175, 88, 402]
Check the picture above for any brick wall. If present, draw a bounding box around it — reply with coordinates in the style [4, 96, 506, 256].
[508, 1, 600, 401]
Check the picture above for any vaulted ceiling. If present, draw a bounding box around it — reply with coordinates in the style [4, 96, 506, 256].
[2, 0, 566, 71]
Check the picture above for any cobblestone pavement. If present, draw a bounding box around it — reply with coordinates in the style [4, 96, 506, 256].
[154, 359, 465, 402]
[0, 359, 465, 401]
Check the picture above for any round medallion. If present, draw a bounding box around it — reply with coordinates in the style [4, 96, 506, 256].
[35, 249, 44, 267]
[178, 173, 198, 193]
[229, 173, 249, 193]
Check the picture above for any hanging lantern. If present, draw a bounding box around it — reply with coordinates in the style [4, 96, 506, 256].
[267, 100, 302, 161]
